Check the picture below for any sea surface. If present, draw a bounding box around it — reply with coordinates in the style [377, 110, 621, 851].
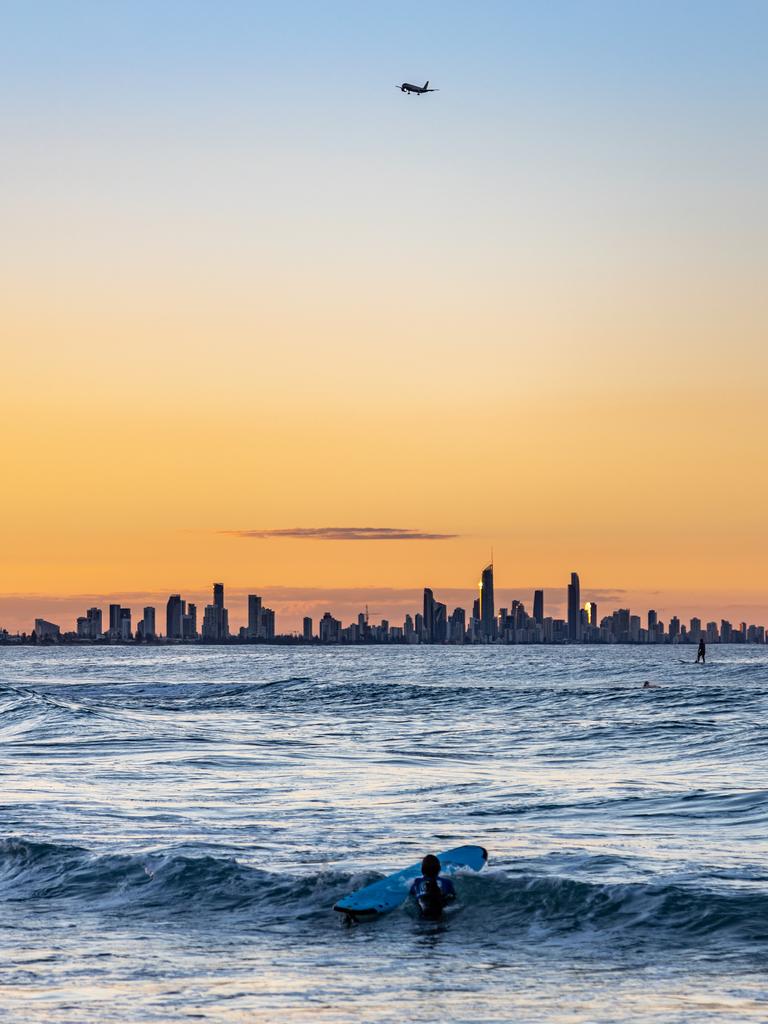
[1, 645, 767, 1023]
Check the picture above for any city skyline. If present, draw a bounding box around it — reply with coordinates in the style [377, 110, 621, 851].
[5, 567, 767, 645]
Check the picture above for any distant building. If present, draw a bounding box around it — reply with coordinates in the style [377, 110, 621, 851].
[303, 616, 313, 641]
[319, 612, 341, 643]
[422, 588, 435, 643]
[433, 601, 447, 643]
[166, 595, 184, 640]
[78, 607, 102, 639]
[647, 609, 658, 642]
[533, 590, 544, 624]
[261, 607, 275, 640]
[108, 604, 122, 639]
[479, 563, 495, 640]
[119, 608, 132, 640]
[183, 603, 197, 639]
[247, 595, 263, 639]
[35, 618, 60, 641]
[202, 583, 229, 641]
[141, 606, 156, 640]
[449, 607, 466, 643]
[567, 572, 581, 641]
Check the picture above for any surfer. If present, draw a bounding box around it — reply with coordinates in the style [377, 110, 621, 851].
[696, 638, 706, 664]
[409, 854, 456, 920]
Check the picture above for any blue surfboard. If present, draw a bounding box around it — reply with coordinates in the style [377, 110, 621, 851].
[334, 845, 488, 920]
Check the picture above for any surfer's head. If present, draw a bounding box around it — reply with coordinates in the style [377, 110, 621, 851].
[421, 854, 441, 878]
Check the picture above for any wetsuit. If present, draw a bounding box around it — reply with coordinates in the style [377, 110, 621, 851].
[409, 876, 456, 918]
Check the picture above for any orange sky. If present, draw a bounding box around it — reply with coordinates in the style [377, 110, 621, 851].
[2, 3, 767, 633]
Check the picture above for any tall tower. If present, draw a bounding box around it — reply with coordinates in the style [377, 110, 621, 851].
[533, 589, 544, 624]
[567, 572, 581, 641]
[247, 594, 262, 639]
[480, 563, 495, 640]
[166, 594, 184, 639]
[422, 588, 435, 643]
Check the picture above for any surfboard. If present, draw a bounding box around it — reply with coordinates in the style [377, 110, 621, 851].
[333, 845, 488, 920]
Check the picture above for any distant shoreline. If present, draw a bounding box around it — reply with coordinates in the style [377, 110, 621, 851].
[0, 638, 760, 649]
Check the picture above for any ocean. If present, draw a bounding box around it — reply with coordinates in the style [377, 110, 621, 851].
[1, 645, 766, 1023]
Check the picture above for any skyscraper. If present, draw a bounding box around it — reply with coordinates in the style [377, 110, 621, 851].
[648, 609, 658, 642]
[423, 588, 435, 643]
[183, 603, 197, 639]
[261, 608, 275, 640]
[202, 583, 229, 641]
[166, 595, 184, 639]
[109, 603, 122, 639]
[479, 563, 495, 640]
[85, 607, 102, 639]
[533, 590, 544, 624]
[119, 608, 132, 640]
[142, 606, 156, 640]
[567, 572, 581, 641]
[247, 595, 263, 639]
[303, 616, 313, 641]
[433, 602, 448, 643]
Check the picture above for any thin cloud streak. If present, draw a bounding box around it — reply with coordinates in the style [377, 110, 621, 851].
[224, 527, 459, 541]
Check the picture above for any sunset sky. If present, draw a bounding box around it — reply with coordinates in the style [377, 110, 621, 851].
[2, 1, 767, 633]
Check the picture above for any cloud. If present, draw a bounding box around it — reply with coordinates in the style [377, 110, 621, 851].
[223, 527, 458, 541]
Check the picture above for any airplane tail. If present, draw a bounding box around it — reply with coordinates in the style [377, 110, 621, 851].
[423, 81, 429, 90]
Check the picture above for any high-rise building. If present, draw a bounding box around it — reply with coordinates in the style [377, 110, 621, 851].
[433, 602, 447, 643]
[80, 606, 102, 639]
[319, 612, 341, 643]
[247, 595, 263, 639]
[423, 588, 435, 643]
[567, 572, 581, 641]
[34, 618, 60, 641]
[449, 607, 466, 643]
[648, 609, 657, 634]
[586, 601, 598, 627]
[533, 590, 544, 624]
[669, 616, 680, 640]
[303, 616, 313, 641]
[261, 608, 275, 640]
[182, 603, 197, 639]
[142, 606, 156, 640]
[109, 604, 122, 639]
[166, 595, 184, 640]
[479, 563, 495, 640]
[119, 608, 132, 640]
[202, 583, 229, 641]
[202, 605, 221, 641]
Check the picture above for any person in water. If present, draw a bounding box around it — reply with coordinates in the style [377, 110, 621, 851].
[696, 638, 706, 664]
[410, 854, 456, 919]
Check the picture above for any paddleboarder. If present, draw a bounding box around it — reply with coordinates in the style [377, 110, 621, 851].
[696, 638, 706, 664]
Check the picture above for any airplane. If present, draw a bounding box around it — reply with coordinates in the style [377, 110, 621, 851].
[396, 80, 438, 95]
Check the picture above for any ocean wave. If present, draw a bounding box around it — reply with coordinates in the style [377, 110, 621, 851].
[457, 870, 768, 946]
[468, 788, 768, 826]
[2, 838, 766, 946]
